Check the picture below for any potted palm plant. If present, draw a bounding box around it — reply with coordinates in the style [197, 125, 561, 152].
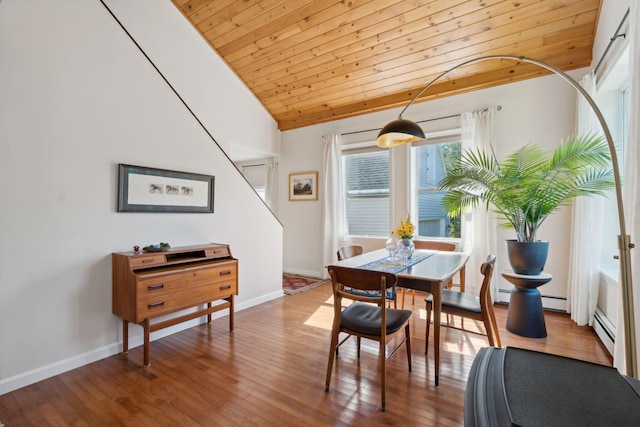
[438, 133, 615, 275]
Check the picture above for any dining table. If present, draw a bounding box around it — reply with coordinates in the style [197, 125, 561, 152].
[329, 247, 469, 386]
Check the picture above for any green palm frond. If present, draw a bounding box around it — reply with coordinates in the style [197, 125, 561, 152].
[438, 133, 615, 242]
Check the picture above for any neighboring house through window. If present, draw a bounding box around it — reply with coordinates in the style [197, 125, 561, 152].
[411, 138, 462, 238]
[341, 129, 461, 240]
[343, 150, 389, 237]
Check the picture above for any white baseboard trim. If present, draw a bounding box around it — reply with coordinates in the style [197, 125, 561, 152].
[283, 268, 324, 278]
[0, 290, 284, 396]
[0, 342, 121, 396]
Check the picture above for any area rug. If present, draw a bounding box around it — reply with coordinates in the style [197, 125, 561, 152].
[283, 274, 328, 295]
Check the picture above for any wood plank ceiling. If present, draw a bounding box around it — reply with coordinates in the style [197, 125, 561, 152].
[172, 0, 602, 131]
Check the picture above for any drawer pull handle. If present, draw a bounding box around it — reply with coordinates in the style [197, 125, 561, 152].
[220, 270, 231, 276]
[141, 259, 154, 263]
[148, 283, 164, 290]
[148, 301, 165, 309]
[219, 285, 231, 291]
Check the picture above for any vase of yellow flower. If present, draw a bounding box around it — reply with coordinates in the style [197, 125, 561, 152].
[394, 215, 415, 261]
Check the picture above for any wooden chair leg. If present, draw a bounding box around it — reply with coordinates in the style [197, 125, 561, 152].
[483, 317, 495, 346]
[326, 327, 340, 391]
[405, 324, 412, 372]
[487, 306, 501, 347]
[411, 289, 415, 305]
[400, 288, 406, 309]
[425, 301, 432, 354]
[380, 340, 386, 411]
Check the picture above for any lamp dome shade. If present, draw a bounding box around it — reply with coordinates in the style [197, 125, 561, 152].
[376, 119, 425, 148]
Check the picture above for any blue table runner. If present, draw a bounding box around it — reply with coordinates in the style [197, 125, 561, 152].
[357, 251, 435, 274]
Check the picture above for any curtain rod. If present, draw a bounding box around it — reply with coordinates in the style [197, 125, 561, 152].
[594, 7, 630, 76]
[341, 113, 461, 136]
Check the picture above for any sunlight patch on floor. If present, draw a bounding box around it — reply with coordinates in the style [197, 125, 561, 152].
[443, 334, 488, 354]
[304, 304, 334, 330]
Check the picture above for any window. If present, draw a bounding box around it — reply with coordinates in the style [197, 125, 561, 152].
[411, 138, 462, 238]
[343, 150, 389, 236]
[596, 44, 629, 271]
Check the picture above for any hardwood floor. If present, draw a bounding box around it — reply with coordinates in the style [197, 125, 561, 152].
[0, 283, 611, 426]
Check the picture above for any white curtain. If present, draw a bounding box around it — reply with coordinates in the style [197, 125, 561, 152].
[614, 0, 640, 375]
[567, 72, 604, 326]
[460, 108, 498, 295]
[321, 133, 344, 279]
[265, 157, 279, 214]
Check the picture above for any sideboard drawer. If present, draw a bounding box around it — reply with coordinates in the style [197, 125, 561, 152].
[130, 255, 166, 269]
[137, 279, 237, 319]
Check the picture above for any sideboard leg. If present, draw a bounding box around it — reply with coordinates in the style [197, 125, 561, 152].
[207, 302, 212, 323]
[122, 320, 129, 353]
[143, 318, 151, 366]
[229, 295, 234, 331]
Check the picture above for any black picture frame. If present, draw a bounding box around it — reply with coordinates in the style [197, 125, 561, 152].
[117, 164, 215, 213]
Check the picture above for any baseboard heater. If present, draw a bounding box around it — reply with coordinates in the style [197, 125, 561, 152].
[594, 307, 615, 355]
[497, 288, 567, 312]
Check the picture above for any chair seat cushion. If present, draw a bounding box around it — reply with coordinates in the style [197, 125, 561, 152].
[345, 287, 395, 301]
[426, 290, 481, 313]
[341, 302, 412, 335]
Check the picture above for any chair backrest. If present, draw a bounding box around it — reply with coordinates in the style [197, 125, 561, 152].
[327, 265, 397, 305]
[479, 255, 497, 310]
[413, 240, 456, 251]
[337, 245, 363, 261]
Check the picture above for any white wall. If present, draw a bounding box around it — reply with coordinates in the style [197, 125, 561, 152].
[103, 0, 281, 163]
[280, 70, 584, 307]
[0, 0, 282, 394]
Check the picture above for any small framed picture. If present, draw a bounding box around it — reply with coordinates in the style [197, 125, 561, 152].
[289, 171, 318, 201]
[118, 164, 215, 213]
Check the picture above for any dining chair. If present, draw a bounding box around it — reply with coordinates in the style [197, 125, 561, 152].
[336, 245, 363, 261]
[400, 240, 457, 309]
[424, 254, 500, 354]
[325, 265, 412, 411]
[337, 245, 397, 308]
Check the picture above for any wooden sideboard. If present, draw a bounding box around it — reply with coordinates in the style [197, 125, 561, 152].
[112, 243, 238, 365]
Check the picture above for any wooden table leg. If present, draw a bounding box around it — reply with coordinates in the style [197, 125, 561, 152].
[460, 265, 466, 329]
[433, 283, 442, 386]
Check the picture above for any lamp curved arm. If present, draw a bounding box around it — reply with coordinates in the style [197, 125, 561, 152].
[392, 54, 636, 377]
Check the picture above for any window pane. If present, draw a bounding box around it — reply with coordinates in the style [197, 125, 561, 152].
[414, 141, 461, 238]
[344, 151, 389, 236]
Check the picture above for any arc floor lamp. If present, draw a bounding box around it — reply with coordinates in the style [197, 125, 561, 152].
[376, 54, 637, 378]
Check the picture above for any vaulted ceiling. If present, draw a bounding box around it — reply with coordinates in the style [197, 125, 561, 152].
[171, 0, 602, 131]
